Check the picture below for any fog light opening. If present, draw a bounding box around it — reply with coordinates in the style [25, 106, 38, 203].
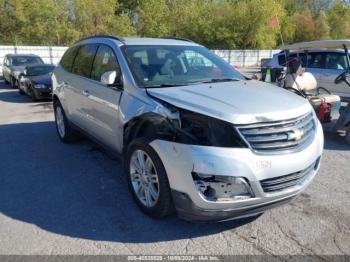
[192, 172, 254, 201]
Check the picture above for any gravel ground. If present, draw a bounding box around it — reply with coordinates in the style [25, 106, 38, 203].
[0, 79, 349, 256]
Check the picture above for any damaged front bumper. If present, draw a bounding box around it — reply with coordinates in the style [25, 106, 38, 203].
[149, 121, 324, 222]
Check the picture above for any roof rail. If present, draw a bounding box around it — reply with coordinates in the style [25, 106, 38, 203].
[161, 37, 193, 42]
[74, 35, 125, 44]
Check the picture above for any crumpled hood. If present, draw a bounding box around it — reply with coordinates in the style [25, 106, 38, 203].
[147, 80, 312, 124]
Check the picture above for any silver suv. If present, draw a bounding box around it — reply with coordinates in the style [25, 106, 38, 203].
[52, 36, 324, 222]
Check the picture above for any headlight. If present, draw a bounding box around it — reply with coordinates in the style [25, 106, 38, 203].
[34, 84, 46, 89]
[13, 71, 21, 78]
[175, 109, 247, 147]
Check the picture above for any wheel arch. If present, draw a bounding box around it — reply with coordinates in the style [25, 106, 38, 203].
[123, 112, 176, 154]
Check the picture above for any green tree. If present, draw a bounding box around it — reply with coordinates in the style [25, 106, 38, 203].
[327, 0, 350, 39]
[73, 0, 135, 39]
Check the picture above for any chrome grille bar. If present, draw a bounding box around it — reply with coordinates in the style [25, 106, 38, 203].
[237, 112, 316, 154]
[260, 163, 315, 192]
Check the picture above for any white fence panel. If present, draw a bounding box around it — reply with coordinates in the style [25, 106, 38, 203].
[0, 45, 279, 76]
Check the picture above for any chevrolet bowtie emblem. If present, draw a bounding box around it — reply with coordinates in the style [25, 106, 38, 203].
[288, 129, 304, 141]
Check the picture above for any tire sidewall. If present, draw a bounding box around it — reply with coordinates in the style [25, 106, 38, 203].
[125, 138, 173, 217]
[54, 102, 68, 142]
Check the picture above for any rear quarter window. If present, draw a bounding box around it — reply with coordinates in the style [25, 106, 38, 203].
[60, 46, 79, 72]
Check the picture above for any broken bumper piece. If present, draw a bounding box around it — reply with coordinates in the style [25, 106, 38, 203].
[149, 120, 323, 222]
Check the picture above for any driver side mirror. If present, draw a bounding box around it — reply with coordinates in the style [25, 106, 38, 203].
[101, 70, 123, 89]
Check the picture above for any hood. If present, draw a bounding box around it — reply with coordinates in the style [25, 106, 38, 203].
[30, 74, 52, 86]
[11, 66, 26, 76]
[147, 80, 312, 125]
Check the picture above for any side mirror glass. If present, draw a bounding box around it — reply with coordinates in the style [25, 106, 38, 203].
[101, 71, 117, 85]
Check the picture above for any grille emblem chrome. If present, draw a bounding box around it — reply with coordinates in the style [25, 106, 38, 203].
[288, 128, 304, 141]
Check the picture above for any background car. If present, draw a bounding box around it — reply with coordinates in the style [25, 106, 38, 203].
[19, 64, 55, 101]
[2, 54, 44, 88]
[261, 50, 350, 100]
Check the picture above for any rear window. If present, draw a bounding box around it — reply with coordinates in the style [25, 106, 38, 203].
[60, 46, 79, 72]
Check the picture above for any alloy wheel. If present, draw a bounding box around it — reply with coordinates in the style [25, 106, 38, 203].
[55, 106, 65, 138]
[129, 149, 160, 207]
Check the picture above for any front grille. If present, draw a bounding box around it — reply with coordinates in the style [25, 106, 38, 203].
[236, 112, 315, 154]
[260, 162, 316, 193]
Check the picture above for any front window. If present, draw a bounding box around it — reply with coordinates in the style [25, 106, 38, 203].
[122, 45, 245, 87]
[27, 66, 55, 76]
[12, 56, 44, 66]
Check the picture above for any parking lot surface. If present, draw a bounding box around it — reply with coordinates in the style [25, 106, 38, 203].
[0, 79, 349, 256]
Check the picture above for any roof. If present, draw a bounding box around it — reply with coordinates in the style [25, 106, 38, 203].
[282, 40, 350, 50]
[75, 35, 200, 47]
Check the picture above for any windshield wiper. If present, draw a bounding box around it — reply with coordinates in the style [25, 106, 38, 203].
[144, 83, 189, 88]
[200, 77, 241, 84]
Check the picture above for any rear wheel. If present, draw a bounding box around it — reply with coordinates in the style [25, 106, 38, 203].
[126, 138, 174, 218]
[54, 101, 78, 143]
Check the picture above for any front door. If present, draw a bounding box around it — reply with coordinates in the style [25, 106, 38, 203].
[81, 44, 123, 152]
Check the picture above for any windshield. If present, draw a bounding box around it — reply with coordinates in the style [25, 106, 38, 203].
[122, 45, 245, 87]
[27, 65, 55, 76]
[12, 56, 44, 66]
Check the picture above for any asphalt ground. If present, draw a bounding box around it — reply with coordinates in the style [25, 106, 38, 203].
[0, 79, 349, 256]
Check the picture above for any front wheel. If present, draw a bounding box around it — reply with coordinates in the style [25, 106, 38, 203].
[10, 77, 17, 89]
[54, 102, 78, 143]
[126, 138, 174, 218]
[18, 86, 25, 95]
[346, 128, 350, 145]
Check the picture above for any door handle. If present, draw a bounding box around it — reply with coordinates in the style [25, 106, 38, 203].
[83, 90, 90, 96]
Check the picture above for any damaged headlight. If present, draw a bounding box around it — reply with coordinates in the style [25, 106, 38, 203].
[174, 109, 247, 148]
[192, 172, 254, 201]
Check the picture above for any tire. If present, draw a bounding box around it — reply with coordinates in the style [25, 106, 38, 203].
[126, 138, 174, 218]
[10, 77, 17, 89]
[54, 101, 78, 143]
[18, 86, 25, 95]
[346, 128, 350, 145]
[29, 87, 38, 102]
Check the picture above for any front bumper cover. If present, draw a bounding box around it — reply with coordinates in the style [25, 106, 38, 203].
[150, 121, 324, 221]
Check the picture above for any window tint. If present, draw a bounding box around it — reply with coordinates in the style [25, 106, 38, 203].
[123, 45, 245, 87]
[12, 56, 43, 66]
[91, 45, 121, 82]
[278, 53, 306, 67]
[307, 53, 325, 68]
[60, 46, 79, 72]
[72, 44, 99, 78]
[325, 52, 349, 70]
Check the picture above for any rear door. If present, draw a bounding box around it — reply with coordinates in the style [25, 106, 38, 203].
[81, 44, 123, 151]
[323, 52, 350, 98]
